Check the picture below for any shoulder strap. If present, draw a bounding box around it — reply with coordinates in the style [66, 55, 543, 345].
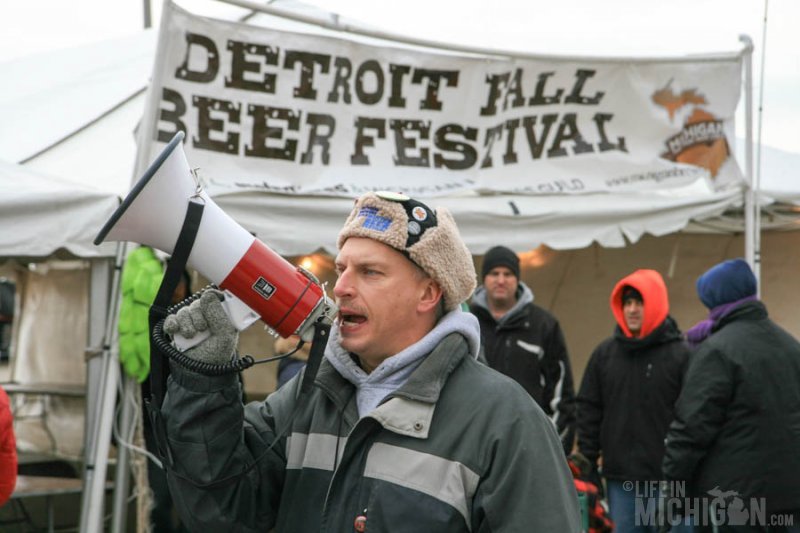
[145, 199, 204, 467]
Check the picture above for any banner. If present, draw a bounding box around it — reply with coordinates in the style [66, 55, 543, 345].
[135, 2, 745, 197]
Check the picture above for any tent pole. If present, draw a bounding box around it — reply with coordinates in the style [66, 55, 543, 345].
[80, 242, 126, 532]
[144, 0, 152, 29]
[83, 259, 112, 471]
[739, 35, 757, 292]
[110, 375, 136, 533]
[84, 351, 121, 530]
[752, 1, 769, 297]
[212, 0, 743, 64]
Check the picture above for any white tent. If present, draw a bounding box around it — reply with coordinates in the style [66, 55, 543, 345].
[5, 0, 800, 376]
[3, 1, 798, 237]
[0, 161, 123, 530]
[754, 142, 800, 205]
[0, 160, 119, 379]
[0, 161, 119, 259]
[0, 30, 156, 196]
[214, 182, 742, 254]
[0, 16, 771, 254]
[3, 0, 800, 365]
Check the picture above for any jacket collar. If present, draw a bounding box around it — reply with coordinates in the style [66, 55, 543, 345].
[372, 333, 469, 438]
[472, 282, 534, 326]
[612, 315, 682, 351]
[316, 333, 470, 438]
[713, 300, 768, 332]
[315, 359, 358, 425]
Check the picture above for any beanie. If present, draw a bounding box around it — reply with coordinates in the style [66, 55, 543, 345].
[337, 192, 476, 311]
[481, 246, 520, 279]
[696, 258, 757, 309]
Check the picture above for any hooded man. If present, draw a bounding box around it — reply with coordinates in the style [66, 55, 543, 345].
[469, 245, 576, 455]
[158, 192, 580, 532]
[577, 269, 690, 533]
[663, 259, 800, 533]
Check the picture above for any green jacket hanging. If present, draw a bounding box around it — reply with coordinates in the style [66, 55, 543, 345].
[118, 246, 163, 382]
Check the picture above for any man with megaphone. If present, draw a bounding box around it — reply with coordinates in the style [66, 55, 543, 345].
[157, 192, 580, 532]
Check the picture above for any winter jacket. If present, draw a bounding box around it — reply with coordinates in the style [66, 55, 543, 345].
[470, 283, 576, 454]
[0, 385, 16, 506]
[662, 301, 800, 514]
[161, 332, 582, 532]
[577, 317, 689, 480]
[577, 269, 690, 481]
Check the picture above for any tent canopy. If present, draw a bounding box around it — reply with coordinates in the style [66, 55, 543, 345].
[1, 0, 799, 256]
[0, 160, 119, 260]
[215, 180, 741, 255]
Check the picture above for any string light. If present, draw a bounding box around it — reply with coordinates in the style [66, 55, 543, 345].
[299, 256, 315, 271]
[518, 245, 554, 269]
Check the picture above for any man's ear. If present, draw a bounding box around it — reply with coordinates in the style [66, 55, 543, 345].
[418, 279, 444, 314]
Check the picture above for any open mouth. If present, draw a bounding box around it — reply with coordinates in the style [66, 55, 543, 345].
[339, 313, 367, 328]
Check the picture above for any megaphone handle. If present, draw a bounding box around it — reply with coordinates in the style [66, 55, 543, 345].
[171, 329, 211, 351]
[171, 292, 260, 351]
[152, 318, 255, 377]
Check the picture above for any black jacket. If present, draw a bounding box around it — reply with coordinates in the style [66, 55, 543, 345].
[577, 316, 689, 480]
[663, 301, 800, 514]
[470, 284, 576, 454]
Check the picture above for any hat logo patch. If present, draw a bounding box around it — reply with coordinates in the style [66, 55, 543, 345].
[358, 206, 391, 232]
[411, 206, 428, 222]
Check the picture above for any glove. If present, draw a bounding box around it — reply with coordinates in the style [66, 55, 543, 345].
[163, 289, 238, 365]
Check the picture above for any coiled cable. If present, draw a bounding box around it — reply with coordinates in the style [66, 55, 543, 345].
[152, 286, 305, 376]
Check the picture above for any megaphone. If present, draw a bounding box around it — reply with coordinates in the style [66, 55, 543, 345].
[94, 131, 337, 347]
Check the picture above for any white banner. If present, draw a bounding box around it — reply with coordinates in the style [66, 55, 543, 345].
[135, 2, 745, 198]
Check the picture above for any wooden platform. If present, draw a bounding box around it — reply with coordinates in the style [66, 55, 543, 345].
[1, 382, 85, 397]
[12, 475, 84, 499]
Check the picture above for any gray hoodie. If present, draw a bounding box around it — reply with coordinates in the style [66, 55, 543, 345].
[325, 308, 481, 416]
[470, 281, 534, 327]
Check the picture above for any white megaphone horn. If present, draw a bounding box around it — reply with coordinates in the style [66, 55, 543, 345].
[94, 131, 337, 348]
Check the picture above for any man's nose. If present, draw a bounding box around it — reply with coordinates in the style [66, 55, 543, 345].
[333, 270, 352, 299]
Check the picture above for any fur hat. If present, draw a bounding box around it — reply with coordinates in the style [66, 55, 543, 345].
[696, 258, 757, 309]
[481, 245, 520, 279]
[337, 192, 476, 311]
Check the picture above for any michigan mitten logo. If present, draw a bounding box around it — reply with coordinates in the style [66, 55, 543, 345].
[652, 81, 731, 178]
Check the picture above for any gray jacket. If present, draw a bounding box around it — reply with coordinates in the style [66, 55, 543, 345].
[161, 332, 581, 532]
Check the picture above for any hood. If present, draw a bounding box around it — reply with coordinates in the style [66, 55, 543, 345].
[696, 258, 757, 309]
[610, 269, 669, 339]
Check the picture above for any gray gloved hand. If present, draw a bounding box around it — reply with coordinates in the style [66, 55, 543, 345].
[163, 289, 238, 365]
